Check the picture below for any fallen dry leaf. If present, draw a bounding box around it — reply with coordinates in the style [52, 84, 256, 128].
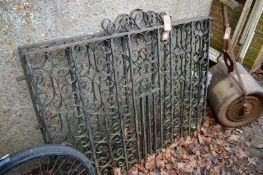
[228, 134, 240, 141]
[235, 128, 243, 133]
[248, 157, 257, 165]
[237, 149, 247, 158]
[177, 162, 185, 169]
[113, 167, 122, 175]
[127, 166, 138, 175]
[123, 106, 260, 175]
[255, 143, 263, 149]
[198, 133, 205, 144]
[145, 154, 155, 170]
[135, 164, 148, 173]
[163, 149, 171, 160]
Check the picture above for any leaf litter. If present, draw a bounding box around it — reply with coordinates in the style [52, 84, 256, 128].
[114, 106, 262, 175]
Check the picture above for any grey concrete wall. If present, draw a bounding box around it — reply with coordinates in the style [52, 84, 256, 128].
[0, 0, 212, 155]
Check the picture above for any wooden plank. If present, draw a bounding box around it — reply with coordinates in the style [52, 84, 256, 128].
[232, 0, 253, 48]
[238, 0, 263, 63]
[209, 47, 221, 63]
[239, 0, 260, 44]
[250, 46, 263, 73]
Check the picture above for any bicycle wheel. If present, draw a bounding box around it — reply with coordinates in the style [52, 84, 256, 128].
[0, 144, 95, 175]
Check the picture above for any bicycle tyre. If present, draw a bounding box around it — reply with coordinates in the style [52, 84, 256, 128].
[0, 144, 95, 175]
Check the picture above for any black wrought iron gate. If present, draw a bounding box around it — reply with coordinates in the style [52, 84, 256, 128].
[19, 9, 210, 174]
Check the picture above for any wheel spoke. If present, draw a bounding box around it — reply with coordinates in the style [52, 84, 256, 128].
[70, 162, 82, 174]
[67, 160, 76, 175]
[50, 156, 60, 173]
[76, 168, 86, 175]
[53, 157, 68, 174]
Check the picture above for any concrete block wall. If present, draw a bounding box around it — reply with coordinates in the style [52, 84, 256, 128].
[0, 0, 212, 155]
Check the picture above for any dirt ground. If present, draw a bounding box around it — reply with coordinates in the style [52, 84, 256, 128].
[120, 106, 263, 175]
[242, 115, 263, 173]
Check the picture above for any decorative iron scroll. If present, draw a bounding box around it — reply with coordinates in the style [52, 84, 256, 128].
[19, 9, 211, 174]
[102, 9, 166, 34]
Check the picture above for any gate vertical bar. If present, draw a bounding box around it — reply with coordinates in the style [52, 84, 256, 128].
[157, 28, 164, 148]
[68, 47, 100, 174]
[65, 49, 81, 117]
[188, 21, 194, 134]
[201, 19, 211, 123]
[19, 50, 48, 143]
[24, 53, 52, 143]
[152, 31, 158, 152]
[110, 38, 129, 170]
[169, 27, 174, 141]
[127, 34, 141, 162]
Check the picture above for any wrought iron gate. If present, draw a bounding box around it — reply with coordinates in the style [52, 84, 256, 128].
[19, 9, 210, 174]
